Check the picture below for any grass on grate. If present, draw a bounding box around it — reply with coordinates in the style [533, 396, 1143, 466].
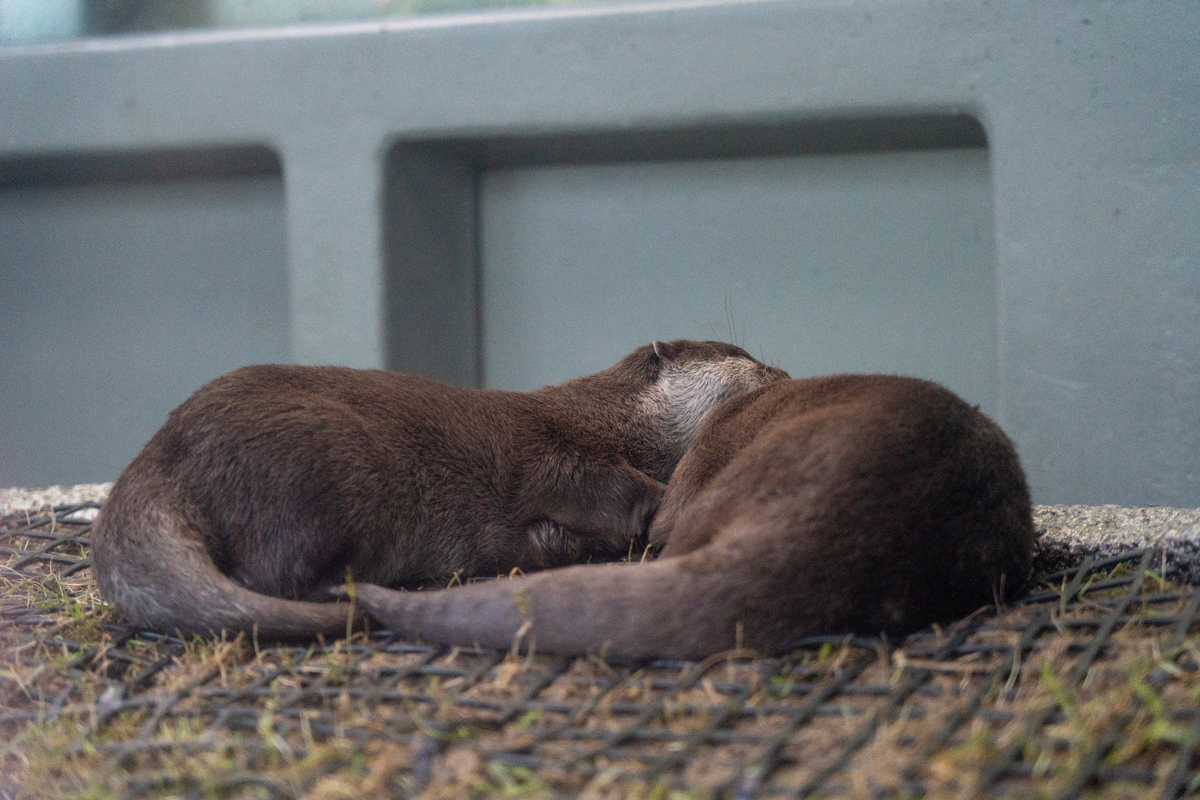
[3, 507, 1199, 799]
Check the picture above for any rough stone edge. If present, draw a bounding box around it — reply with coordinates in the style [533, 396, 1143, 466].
[1032, 504, 1200, 586]
[0, 483, 113, 520]
[2, 487, 1198, 585]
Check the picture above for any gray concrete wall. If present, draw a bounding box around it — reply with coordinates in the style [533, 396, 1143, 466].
[1, 0, 1197, 506]
[0, 153, 290, 487]
[478, 145, 997, 407]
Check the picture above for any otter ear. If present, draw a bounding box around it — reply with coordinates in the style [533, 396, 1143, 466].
[651, 340, 677, 361]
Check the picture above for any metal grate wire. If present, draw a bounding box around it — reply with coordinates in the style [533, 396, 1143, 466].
[2, 504, 1198, 798]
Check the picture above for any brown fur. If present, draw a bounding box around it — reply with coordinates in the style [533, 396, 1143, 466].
[91, 340, 782, 640]
[351, 375, 1035, 660]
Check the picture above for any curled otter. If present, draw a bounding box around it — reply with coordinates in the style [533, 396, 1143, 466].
[351, 374, 1035, 659]
[91, 340, 783, 640]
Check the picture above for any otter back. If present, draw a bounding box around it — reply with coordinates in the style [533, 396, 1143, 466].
[351, 375, 1035, 660]
[90, 340, 785, 640]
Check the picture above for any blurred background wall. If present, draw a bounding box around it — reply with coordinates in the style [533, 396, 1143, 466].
[1, 0, 1197, 507]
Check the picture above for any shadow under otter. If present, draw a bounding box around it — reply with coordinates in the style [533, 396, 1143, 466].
[350, 375, 1035, 660]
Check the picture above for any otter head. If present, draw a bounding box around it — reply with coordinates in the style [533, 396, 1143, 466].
[640, 340, 788, 462]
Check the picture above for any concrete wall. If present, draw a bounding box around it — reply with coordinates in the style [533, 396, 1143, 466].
[1, 0, 1197, 506]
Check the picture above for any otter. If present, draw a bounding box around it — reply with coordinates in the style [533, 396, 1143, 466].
[349, 375, 1035, 660]
[91, 340, 784, 640]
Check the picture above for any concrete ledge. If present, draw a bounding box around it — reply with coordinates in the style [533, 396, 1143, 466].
[0, 483, 112, 516]
[1031, 504, 1200, 585]
[3, 485, 1198, 585]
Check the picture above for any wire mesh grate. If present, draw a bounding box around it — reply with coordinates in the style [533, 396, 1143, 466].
[2, 504, 1198, 798]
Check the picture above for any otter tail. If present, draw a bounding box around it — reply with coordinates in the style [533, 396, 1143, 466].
[91, 495, 358, 642]
[351, 557, 741, 661]
[350, 511, 1026, 660]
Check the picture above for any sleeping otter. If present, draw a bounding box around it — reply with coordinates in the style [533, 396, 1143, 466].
[349, 374, 1035, 659]
[91, 340, 784, 640]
